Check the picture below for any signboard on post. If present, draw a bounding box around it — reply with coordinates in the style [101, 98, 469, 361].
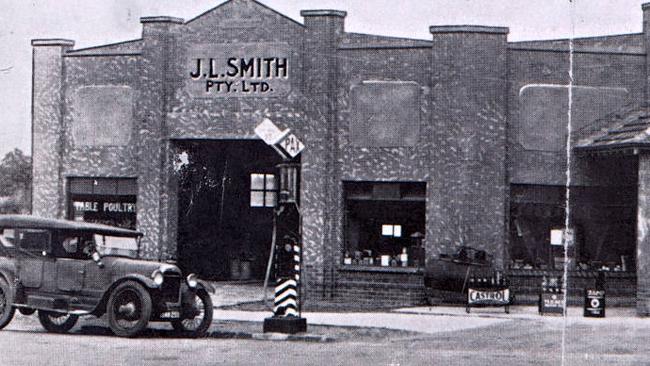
[255, 118, 304, 160]
[256, 118, 307, 334]
[278, 133, 305, 159]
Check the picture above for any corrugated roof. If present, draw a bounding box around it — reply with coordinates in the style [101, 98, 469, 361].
[575, 105, 650, 153]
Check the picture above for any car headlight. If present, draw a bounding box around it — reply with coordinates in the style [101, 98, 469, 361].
[152, 270, 164, 286]
[187, 273, 198, 288]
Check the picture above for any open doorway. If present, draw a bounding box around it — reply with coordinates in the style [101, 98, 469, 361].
[174, 140, 284, 281]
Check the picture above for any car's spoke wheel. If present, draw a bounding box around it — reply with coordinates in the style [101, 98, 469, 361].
[171, 290, 213, 337]
[107, 281, 152, 337]
[37, 310, 78, 333]
[0, 279, 15, 330]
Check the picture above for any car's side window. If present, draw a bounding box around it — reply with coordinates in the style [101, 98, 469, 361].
[0, 229, 16, 248]
[17, 229, 51, 254]
[62, 237, 79, 255]
[80, 236, 96, 258]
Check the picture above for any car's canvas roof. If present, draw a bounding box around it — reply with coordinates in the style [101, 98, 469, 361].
[0, 215, 142, 237]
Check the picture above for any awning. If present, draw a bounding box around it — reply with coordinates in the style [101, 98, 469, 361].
[575, 105, 650, 155]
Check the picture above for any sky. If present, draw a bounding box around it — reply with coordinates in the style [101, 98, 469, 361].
[0, 0, 648, 157]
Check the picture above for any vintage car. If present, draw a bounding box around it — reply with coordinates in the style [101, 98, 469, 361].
[0, 215, 214, 337]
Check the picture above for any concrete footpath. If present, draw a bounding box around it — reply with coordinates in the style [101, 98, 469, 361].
[208, 282, 650, 336]
[214, 309, 509, 335]
[213, 305, 650, 336]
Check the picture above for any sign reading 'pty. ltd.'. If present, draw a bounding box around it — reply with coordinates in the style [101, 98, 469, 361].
[187, 43, 292, 98]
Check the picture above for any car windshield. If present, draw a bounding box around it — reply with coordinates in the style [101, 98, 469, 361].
[94, 234, 139, 258]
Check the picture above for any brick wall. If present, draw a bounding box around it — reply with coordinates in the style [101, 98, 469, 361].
[507, 48, 645, 187]
[329, 268, 426, 307]
[32, 40, 74, 218]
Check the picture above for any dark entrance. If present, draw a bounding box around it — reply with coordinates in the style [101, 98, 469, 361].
[175, 140, 284, 281]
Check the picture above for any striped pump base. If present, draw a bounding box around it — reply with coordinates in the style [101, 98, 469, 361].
[274, 279, 299, 317]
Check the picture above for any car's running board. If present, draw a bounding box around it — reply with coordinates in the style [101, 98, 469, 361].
[12, 303, 91, 316]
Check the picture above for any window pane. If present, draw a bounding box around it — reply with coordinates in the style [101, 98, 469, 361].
[265, 175, 277, 190]
[382, 225, 393, 236]
[393, 225, 402, 238]
[550, 229, 563, 246]
[251, 174, 265, 190]
[19, 229, 50, 252]
[251, 191, 265, 207]
[94, 178, 118, 195]
[265, 192, 277, 207]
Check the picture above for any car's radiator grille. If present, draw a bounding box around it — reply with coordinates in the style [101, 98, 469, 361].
[161, 273, 181, 303]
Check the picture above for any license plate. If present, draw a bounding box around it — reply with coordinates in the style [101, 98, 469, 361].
[160, 311, 180, 319]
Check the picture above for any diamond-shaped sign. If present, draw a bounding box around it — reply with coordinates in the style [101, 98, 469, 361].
[254, 118, 288, 145]
[278, 133, 305, 158]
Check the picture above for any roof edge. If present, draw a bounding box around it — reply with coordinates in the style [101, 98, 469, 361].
[140, 16, 184, 24]
[300, 10, 347, 18]
[32, 39, 75, 47]
[430, 25, 509, 35]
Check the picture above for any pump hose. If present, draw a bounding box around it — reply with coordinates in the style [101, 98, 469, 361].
[262, 208, 278, 310]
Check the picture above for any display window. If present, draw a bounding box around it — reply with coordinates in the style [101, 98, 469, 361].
[343, 182, 425, 268]
[509, 184, 636, 272]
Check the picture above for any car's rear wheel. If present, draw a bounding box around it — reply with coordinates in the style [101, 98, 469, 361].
[107, 281, 152, 337]
[171, 290, 213, 337]
[0, 278, 15, 330]
[37, 310, 78, 333]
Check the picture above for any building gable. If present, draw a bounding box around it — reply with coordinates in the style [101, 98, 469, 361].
[186, 0, 303, 33]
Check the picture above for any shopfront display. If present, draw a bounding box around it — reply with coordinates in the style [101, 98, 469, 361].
[343, 182, 426, 268]
[30, 0, 650, 309]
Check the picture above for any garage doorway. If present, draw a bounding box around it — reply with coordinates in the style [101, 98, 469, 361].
[175, 140, 285, 281]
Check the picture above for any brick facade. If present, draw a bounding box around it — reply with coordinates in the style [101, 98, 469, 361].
[29, 0, 650, 312]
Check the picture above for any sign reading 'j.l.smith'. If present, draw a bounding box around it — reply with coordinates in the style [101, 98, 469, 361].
[187, 43, 291, 97]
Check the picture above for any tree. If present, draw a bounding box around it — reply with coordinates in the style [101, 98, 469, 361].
[0, 148, 32, 213]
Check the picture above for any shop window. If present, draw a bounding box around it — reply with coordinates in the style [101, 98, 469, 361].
[509, 184, 636, 272]
[343, 182, 426, 267]
[250, 173, 276, 208]
[68, 177, 137, 230]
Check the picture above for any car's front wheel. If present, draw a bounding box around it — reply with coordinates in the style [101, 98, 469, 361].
[0, 278, 15, 330]
[171, 290, 213, 337]
[107, 281, 152, 337]
[37, 310, 78, 333]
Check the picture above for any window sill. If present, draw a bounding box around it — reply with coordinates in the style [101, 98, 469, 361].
[507, 268, 636, 278]
[338, 264, 423, 274]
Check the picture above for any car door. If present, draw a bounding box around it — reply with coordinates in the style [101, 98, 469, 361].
[55, 236, 85, 292]
[16, 229, 52, 289]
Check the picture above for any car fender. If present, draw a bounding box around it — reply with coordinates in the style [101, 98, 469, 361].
[90, 274, 158, 316]
[196, 280, 215, 294]
[112, 274, 158, 290]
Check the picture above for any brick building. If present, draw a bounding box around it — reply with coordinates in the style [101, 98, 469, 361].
[29, 0, 650, 314]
